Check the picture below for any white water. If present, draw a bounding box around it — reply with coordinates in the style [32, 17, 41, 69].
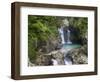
[52, 58, 72, 65]
[58, 27, 66, 44]
[58, 27, 72, 45]
[51, 59, 58, 65]
[66, 29, 72, 44]
[64, 57, 72, 65]
[61, 48, 72, 65]
[51, 49, 72, 65]
[57, 27, 72, 65]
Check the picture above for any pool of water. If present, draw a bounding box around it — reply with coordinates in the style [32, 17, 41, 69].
[61, 44, 81, 65]
[62, 44, 81, 50]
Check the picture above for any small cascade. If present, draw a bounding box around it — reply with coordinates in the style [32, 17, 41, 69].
[51, 59, 58, 65]
[58, 26, 66, 44]
[66, 29, 72, 44]
[57, 26, 73, 65]
[64, 57, 72, 65]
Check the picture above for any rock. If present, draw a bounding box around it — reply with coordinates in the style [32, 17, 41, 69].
[39, 36, 62, 53]
[51, 51, 65, 65]
[72, 53, 87, 64]
[66, 45, 88, 64]
[81, 38, 87, 45]
[35, 53, 53, 66]
[51, 59, 58, 65]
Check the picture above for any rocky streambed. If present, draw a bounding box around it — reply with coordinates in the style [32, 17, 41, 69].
[28, 45, 88, 66]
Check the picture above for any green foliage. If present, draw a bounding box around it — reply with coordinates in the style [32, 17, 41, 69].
[28, 15, 88, 63]
[28, 15, 60, 62]
[68, 17, 88, 38]
[28, 39, 37, 63]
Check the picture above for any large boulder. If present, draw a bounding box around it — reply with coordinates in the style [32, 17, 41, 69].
[35, 52, 53, 66]
[51, 51, 65, 65]
[66, 45, 88, 64]
[39, 36, 62, 53]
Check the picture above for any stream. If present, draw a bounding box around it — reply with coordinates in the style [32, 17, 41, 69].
[51, 27, 81, 65]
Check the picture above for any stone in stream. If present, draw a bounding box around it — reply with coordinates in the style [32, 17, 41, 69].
[51, 51, 65, 65]
[66, 45, 88, 64]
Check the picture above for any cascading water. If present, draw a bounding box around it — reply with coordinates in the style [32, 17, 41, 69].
[51, 27, 81, 65]
[64, 57, 72, 65]
[58, 26, 66, 44]
[52, 19, 81, 65]
[51, 59, 58, 65]
[58, 27, 72, 65]
[66, 29, 72, 44]
[58, 27, 72, 45]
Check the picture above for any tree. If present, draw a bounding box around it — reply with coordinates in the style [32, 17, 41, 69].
[28, 15, 61, 62]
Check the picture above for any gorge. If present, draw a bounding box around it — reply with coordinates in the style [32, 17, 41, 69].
[28, 16, 88, 66]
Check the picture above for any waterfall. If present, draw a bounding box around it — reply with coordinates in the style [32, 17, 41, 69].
[58, 27, 66, 44]
[57, 26, 73, 65]
[64, 56, 72, 65]
[66, 29, 72, 44]
[58, 27, 72, 45]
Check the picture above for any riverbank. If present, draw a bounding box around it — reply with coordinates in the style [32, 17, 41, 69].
[28, 44, 87, 66]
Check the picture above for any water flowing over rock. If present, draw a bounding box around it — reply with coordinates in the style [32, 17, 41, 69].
[66, 29, 72, 44]
[58, 27, 66, 44]
[51, 51, 65, 65]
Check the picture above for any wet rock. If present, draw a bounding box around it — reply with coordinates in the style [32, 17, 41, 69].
[81, 38, 87, 45]
[66, 45, 88, 64]
[51, 51, 65, 65]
